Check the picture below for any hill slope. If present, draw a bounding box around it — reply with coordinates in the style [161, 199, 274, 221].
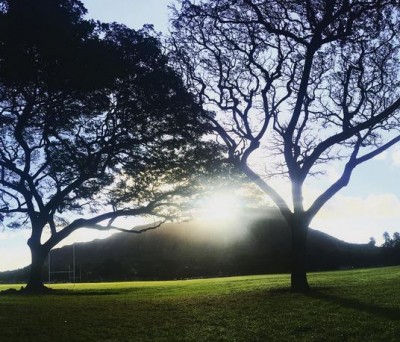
[1, 208, 393, 282]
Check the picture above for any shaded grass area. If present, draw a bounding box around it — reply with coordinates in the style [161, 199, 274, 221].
[0, 267, 399, 341]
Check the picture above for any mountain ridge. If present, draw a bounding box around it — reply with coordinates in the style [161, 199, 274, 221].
[2, 208, 395, 283]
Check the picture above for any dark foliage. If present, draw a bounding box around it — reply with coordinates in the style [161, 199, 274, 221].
[381, 232, 400, 265]
[382, 231, 400, 249]
[0, 0, 221, 291]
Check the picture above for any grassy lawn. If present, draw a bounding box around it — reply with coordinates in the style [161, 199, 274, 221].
[0, 266, 399, 341]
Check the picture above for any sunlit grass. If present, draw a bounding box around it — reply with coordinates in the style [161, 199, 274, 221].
[1, 267, 399, 341]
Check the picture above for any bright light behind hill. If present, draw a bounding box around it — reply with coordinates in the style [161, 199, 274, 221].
[197, 191, 242, 221]
[190, 190, 249, 243]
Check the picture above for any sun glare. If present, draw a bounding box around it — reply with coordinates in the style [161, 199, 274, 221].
[197, 191, 242, 221]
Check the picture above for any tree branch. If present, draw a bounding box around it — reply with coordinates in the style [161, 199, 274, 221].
[83, 220, 166, 234]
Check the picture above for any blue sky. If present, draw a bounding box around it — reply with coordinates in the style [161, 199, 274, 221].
[83, 0, 172, 32]
[1, 0, 400, 272]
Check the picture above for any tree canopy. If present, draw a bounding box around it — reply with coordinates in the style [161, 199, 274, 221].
[171, 0, 400, 291]
[0, 0, 220, 291]
[383, 232, 400, 249]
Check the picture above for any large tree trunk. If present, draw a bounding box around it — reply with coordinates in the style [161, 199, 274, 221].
[290, 222, 310, 292]
[25, 239, 49, 293]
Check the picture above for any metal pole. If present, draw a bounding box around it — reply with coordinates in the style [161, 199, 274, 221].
[73, 244, 76, 284]
[48, 249, 51, 284]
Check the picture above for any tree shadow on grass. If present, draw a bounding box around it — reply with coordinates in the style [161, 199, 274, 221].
[0, 288, 119, 296]
[305, 289, 400, 321]
[265, 286, 400, 321]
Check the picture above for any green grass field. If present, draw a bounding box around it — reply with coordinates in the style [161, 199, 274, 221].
[1, 266, 399, 341]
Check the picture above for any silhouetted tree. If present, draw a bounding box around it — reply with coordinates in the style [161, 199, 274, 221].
[383, 232, 392, 248]
[381, 231, 400, 265]
[382, 232, 400, 248]
[368, 237, 376, 247]
[0, 0, 220, 292]
[394, 233, 400, 246]
[171, 0, 400, 291]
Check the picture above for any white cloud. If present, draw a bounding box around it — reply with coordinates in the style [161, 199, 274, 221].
[313, 193, 400, 244]
[0, 229, 30, 241]
[326, 167, 341, 183]
[0, 232, 31, 271]
[318, 193, 400, 219]
[391, 146, 400, 166]
[0, 246, 30, 272]
[373, 150, 388, 161]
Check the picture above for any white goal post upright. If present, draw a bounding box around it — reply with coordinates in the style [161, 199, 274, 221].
[47, 244, 78, 284]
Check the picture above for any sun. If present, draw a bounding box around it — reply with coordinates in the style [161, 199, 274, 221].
[197, 191, 242, 221]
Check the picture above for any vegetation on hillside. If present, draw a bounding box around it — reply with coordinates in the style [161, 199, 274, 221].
[3, 211, 398, 284]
